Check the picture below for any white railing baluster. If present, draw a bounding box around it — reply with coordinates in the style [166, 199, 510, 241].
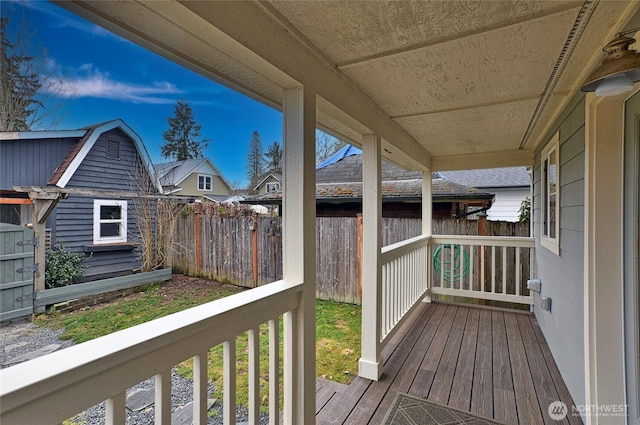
[481, 245, 485, 292]
[248, 327, 260, 425]
[106, 392, 125, 425]
[502, 247, 507, 294]
[224, 339, 237, 425]
[491, 246, 496, 294]
[155, 370, 171, 425]
[269, 319, 280, 425]
[193, 351, 208, 425]
[459, 245, 465, 290]
[469, 245, 474, 291]
[516, 247, 521, 296]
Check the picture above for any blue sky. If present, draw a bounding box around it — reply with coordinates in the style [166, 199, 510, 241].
[3, 0, 286, 187]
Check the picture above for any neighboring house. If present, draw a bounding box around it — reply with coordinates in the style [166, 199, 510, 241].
[0, 119, 161, 281]
[252, 172, 282, 195]
[155, 158, 232, 202]
[244, 153, 494, 218]
[439, 167, 531, 222]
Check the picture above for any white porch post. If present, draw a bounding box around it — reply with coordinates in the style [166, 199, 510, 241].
[282, 87, 316, 424]
[584, 92, 627, 425]
[358, 133, 383, 381]
[422, 170, 432, 303]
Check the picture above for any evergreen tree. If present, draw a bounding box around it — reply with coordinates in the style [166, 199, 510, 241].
[161, 100, 210, 160]
[246, 130, 265, 192]
[264, 141, 283, 174]
[0, 17, 45, 131]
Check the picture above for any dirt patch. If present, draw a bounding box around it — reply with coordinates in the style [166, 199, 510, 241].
[155, 274, 243, 299]
[50, 274, 244, 314]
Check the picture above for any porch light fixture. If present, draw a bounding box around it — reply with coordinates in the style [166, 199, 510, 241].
[581, 30, 640, 97]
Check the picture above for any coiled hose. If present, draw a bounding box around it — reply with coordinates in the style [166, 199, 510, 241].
[433, 244, 470, 283]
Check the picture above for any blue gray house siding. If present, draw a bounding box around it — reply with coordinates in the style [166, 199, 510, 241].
[533, 94, 585, 408]
[0, 137, 77, 191]
[55, 128, 144, 279]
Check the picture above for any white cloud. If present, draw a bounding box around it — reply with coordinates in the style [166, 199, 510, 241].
[44, 65, 184, 105]
[12, 0, 129, 42]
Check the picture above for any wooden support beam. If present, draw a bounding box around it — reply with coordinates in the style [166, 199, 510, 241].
[0, 198, 32, 205]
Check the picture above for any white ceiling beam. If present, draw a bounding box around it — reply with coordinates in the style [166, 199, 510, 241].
[432, 150, 535, 171]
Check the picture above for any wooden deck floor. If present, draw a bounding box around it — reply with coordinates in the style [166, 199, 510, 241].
[316, 302, 582, 425]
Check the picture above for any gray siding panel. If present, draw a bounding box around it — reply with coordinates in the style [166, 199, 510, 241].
[533, 94, 586, 409]
[55, 129, 146, 278]
[0, 138, 78, 190]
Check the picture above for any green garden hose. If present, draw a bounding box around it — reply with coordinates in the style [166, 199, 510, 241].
[433, 244, 470, 283]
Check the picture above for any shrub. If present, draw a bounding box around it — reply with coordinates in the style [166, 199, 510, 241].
[518, 196, 531, 222]
[45, 245, 88, 289]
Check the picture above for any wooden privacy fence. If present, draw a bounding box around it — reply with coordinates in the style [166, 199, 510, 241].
[172, 213, 529, 304]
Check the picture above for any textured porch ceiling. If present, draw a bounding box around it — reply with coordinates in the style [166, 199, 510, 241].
[57, 1, 639, 170]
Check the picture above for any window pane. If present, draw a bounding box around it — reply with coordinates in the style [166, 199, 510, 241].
[549, 153, 557, 194]
[543, 158, 549, 237]
[101, 223, 120, 237]
[100, 205, 121, 220]
[549, 194, 556, 238]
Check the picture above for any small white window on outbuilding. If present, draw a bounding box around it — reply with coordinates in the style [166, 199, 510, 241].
[541, 132, 560, 255]
[93, 200, 127, 244]
[198, 174, 212, 191]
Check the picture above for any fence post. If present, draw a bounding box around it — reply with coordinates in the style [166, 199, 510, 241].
[356, 214, 363, 299]
[195, 212, 201, 273]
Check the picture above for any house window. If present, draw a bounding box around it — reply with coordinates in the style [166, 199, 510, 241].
[93, 200, 127, 244]
[106, 139, 119, 159]
[266, 182, 280, 192]
[541, 133, 560, 254]
[198, 174, 212, 191]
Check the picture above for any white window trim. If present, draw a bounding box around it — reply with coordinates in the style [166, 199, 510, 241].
[93, 200, 127, 244]
[540, 132, 560, 255]
[198, 174, 213, 191]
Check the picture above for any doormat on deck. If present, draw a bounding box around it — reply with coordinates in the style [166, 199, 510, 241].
[382, 393, 506, 425]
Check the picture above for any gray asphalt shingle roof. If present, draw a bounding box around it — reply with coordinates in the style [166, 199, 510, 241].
[439, 167, 531, 188]
[245, 154, 493, 203]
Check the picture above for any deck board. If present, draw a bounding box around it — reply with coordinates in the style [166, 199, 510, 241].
[471, 308, 494, 418]
[316, 302, 582, 425]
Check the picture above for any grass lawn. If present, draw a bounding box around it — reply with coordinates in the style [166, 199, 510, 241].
[35, 275, 361, 411]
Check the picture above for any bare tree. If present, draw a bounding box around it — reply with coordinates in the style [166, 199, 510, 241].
[130, 162, 185, 272]
[0, 15, 65, 131]
[316, 131, 345, 165]
[264, 141, 283, 174]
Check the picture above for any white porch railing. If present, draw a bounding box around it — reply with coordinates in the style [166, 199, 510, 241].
[0, 280, 303, 425]
[430, 235, 535, 305]
[375, 234, 535, 357]
[380, 235, 430, 347]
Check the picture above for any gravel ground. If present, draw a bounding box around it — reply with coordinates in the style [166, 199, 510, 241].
[1, 319, 270, 425]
